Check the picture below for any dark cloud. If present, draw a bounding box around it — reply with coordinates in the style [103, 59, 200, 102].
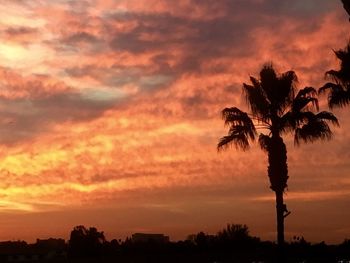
[0, 92, 115, 144]
[4, 26, 38, 36]
[51, 0, 344, 125]
[259, 0, 338, 17]
[51, 0, 342, 103]
[2, 26, 39, 45]
[62, 32, 100, 45]
[51, 30, 107, 54]
[108, 11, 256, 60]
[0, 67, 118, 144]
[107, 0, 339, 77]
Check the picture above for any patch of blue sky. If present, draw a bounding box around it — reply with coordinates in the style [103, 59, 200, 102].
[139, 74, 173, 90]
[81, 87, 126, 101]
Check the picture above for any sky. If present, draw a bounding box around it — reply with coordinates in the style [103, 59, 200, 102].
[0, 0, 348, 244]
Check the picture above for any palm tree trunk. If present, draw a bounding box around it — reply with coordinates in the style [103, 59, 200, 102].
[275, 190, 285, 246]
[267, 134, 288, 247]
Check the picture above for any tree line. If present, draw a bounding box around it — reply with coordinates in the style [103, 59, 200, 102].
[0, 224, 349, 262]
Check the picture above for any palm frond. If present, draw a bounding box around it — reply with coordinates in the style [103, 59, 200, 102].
[218, 131, 251, 151]
[326, 43, 350, 86]
[295, 87, 317, 98]
[292, 87, 319, 112]
[321, 42, 350, 108]
[222, 107, 256, 138]
[281, 70, 298, 83]
[319, 82, 341, 94]
[316, 111, 339, 126]
[259, 65, 297, 114]
[259, 65, 278, 106]
[260, 64, 277, 100]
[325, 69, 341, 80]
[249, 76, 260, 88]
[218, 107, 256, 151]
[325, 69, 348, 85]
[242, 82, 270, 118]
[218, 133, 250, 151]
[278, 112, 295, 132]
[294, 116, 334, 145]
[341, 0, 350, 16]
[334, 43, 350, 64]
[330, 88, 350, 108]
[275, 70, 297, 111]
[258, 134, 271, 152]
[319, 82, 350, 108]
[279, 111, 313, 132]
[295, 123, 332, 145]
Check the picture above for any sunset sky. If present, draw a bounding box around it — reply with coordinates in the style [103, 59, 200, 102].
[0, 0, 349, 244]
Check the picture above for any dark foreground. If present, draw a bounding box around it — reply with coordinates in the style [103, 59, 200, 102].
[1, 224, 349, 263]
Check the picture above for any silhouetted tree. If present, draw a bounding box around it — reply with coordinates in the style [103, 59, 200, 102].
[216, 224, 259, 251]
[217, 224, 250, 243]
[218, 64, 338, 246]
[320, 43, 350, 108]
[68, 225, 106, 258]
[193, 232, 211, 249]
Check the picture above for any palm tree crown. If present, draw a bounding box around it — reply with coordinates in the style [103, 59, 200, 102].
[218, 64, 338, 245]
[319, 43, 350, 108]
[219, 64, 337, 154]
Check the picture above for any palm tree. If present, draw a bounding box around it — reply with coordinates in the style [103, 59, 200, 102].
[319, 43, 350, 108]
[218, 64, 338, 246]
[341, 0, 350, 20]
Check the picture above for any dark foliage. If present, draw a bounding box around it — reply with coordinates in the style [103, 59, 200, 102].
[320, 42, 350, 108]
[68, 225, 106, 258]
[0, 224, 349, 262]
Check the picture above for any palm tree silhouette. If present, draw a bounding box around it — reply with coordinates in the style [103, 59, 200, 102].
[319, 43, 350, 108]
[218, 64, 338, 246]
[341, 0, 350, 20]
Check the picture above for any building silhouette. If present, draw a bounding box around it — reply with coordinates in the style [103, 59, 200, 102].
[131, 233, 169, 243]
